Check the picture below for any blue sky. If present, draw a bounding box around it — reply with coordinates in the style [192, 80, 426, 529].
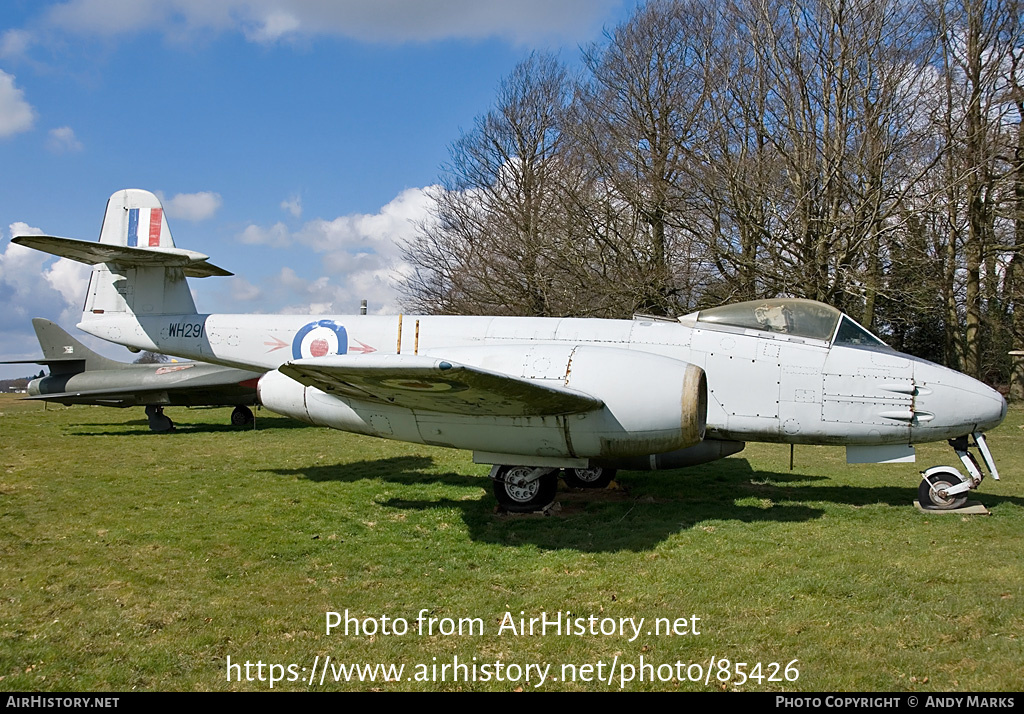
[0, 0, 636, 377]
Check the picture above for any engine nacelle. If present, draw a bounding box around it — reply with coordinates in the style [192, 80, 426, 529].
[257, 368, 381, 435]
[257, 344, 707, 461]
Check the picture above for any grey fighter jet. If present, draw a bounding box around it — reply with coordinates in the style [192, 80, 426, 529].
[5, 318, 262, 432]
[13, 189, 1009, 511]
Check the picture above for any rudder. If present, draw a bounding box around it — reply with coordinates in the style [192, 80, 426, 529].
[99, 189, 176, 249]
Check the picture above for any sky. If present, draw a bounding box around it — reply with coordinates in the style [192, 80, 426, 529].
[0, 0, 637, 378]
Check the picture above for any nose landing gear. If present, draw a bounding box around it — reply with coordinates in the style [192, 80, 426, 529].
[918, 432, 999, 510]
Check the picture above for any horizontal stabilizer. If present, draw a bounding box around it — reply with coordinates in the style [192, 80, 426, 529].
[12, 235, 232, 277]
[280, 354, 604, 416]
[0, 358, 85, 367]
[0, 358, 79, 364]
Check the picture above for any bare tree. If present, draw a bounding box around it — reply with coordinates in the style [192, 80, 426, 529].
[703, 0, 936, 317]
[933, 0, 1022, 377]
[401, 53, 587, 316]
[572, 0, 719, 315]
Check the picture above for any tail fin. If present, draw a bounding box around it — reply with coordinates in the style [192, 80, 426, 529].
[11, 189, 230, 321]
[99, 188, 176, 249]
[32, 318, 124, 374]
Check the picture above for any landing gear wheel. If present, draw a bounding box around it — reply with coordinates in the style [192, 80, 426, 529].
[231, 405, 255, 426]
[492, 466, 558, 513]
[145, 405, 174, 433]
[562, 466, 616, 489]
[919, 473, 968, 510]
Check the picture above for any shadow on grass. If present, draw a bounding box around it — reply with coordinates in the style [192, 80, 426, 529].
[69, 414, 310, 435]
[259, 456, 1024, 552]
[265, 455, 476, 489]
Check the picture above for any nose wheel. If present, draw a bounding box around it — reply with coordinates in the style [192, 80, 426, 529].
[918, 432, 999, 511]
[918, 470, 968, 510]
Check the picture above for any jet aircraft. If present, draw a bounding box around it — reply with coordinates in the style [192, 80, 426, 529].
[13, 189, 1008, 511]
[4, 317, 262, 432]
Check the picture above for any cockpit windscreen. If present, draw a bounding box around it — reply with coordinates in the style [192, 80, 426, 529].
[695, 299, 841, 341]
[693, 299, 890, 348]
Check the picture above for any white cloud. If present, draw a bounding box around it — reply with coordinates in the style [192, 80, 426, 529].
[238, 221, 291, 247]
[293, 186, 432, 257]
[281, 195, 302, 218]
[161, 191, 223, 221]
[0, 222, 90, 333]
[0, 222, 128, 375]
[44, 257, 91, 307]
[0, 30, 34, 60]
[43, 0, 619, 45]
[225, 186, 436, 314]
[0, 70, 36, 138]
[229, 276, 262, 302]
[46, 126, 83, 153]
[245, 10, 301, 43]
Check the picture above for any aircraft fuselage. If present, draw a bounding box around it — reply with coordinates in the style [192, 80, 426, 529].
[77, 308, 1006, 467]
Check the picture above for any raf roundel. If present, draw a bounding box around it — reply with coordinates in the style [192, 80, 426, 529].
[292, 320, 348, 360]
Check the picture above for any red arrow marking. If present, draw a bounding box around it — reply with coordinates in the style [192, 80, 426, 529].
[264, 335, 288, 352]
[349, 340, 377, 354]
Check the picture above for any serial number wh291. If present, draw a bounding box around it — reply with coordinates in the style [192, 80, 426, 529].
[168, 322, 205, 338]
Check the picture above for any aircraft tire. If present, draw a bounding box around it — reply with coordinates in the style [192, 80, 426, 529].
[145, 405, 174, 433]
[562, 466, 616, 489]
[231, 405, 255, 427]
[918, 472, 968, 510]
[492, 466, 558, 513]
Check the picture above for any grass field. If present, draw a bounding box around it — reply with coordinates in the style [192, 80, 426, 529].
[1, 393, 1022, 691]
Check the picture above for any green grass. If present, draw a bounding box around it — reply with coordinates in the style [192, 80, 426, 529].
[1, 395, 1022, 691]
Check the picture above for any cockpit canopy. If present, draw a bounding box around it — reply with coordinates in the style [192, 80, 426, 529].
[686, 298, 888, 348]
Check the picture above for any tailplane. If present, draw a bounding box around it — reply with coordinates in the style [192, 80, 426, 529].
[12, 189, 229, 321]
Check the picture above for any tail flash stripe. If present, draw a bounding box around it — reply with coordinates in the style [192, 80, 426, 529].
[127, 208, 140, 247]
[149, 208, 162, 246]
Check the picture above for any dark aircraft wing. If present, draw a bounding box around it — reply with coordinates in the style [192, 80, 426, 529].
[25, 363, 261, 407]
[24, 381, 258, 407]
[23, 387, 145, 406]
[279, 354, 603, 416]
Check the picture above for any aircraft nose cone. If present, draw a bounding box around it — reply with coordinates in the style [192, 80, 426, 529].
[995, 390, 1008, 427]
[968, 381, 1006, 433]
[944, 374, 1004, 432]
[914, 363, 1006, 437]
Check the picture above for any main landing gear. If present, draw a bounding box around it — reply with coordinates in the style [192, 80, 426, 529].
[231, 405, 255, 427]
[562, 466, 617, 489]
[145, 405, 174, 433]
[490, 465, 618, 512]
[919, 432, 999, 510]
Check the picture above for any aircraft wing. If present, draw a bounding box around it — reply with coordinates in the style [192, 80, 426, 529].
[12, 235, 232, 277]
[25, 380, 257, 407]
[279, 354, 603, 416]
[23, 388, 141, 406]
